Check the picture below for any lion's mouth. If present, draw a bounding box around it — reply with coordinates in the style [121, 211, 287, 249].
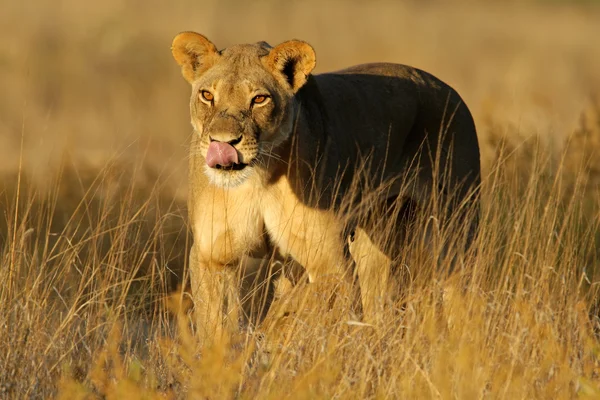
[205, 141, 253, 172]
[214, 163, 248, 171]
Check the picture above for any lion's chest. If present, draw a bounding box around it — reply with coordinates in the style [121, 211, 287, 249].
[192, 178, 346, 277]
[261, 177, 346, 280]
[192, 185, 265, 266]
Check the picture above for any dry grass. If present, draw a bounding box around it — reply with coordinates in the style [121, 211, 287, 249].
[2, 0, 600, 398]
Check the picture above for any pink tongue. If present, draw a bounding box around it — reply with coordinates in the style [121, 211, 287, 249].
[206, 141, 239, 168]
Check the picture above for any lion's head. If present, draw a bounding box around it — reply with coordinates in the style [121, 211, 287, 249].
[171, 32, 316, 188]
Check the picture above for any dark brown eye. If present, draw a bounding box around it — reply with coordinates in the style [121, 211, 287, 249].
[252, 95, 268, 105]
[200, 90, 214, 102]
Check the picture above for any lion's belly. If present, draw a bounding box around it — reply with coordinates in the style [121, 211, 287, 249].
[192, 185, 266, 267]
[261, 177, 346, 281]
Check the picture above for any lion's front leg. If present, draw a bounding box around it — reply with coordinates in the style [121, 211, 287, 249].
[189, 245, 240, 345]
[295, 249, 358, 317]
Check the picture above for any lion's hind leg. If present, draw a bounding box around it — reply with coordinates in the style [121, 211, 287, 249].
[347, 227, 391, 324]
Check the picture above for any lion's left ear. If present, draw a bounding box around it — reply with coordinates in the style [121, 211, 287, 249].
[265, 40, 316, 92]
[171, 32, 219, 84]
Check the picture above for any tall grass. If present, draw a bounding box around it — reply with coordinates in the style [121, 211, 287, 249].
[2, 118, 600, 398]
[0, 156, 188, 397]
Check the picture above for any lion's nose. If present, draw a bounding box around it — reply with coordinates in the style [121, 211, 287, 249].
[209, 134, 242, 146]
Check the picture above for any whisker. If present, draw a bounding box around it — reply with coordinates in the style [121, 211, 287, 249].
[258, 149, 287, 165]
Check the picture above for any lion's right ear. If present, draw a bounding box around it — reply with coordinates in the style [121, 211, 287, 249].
[171, 32, 219, 84]
[265, 40, 316, 93]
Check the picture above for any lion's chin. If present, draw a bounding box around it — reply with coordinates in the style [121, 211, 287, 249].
[204, 164, 254, 188]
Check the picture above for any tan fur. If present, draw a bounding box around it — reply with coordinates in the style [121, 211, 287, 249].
[172, 32, 219, 84]
[171, 32, 481, 341]
[347, 227, 392, 321]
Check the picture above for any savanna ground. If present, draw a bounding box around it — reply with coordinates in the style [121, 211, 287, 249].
[2, 0, 600, 398]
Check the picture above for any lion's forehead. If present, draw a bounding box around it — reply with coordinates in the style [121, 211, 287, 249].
[220, 43, 271, 58]
[194, 75, 270, 107]
[188, 43, 282, 96]
[215, 75, 268, 93]
[196, 64, 279, 98]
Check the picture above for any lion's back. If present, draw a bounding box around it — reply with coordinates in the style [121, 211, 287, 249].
[309, 62, 480, 194]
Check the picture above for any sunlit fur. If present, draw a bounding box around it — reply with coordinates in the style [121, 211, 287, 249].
[178, 40, 298, 189]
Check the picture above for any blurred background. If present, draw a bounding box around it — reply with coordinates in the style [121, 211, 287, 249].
[2, 0, 599, 190]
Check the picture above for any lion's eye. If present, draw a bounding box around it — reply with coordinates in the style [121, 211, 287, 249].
[252, 95, 269, 105]
[200, 90, 214, 102]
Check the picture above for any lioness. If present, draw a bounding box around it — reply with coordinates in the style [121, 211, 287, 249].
[171, 32, 480, 340]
